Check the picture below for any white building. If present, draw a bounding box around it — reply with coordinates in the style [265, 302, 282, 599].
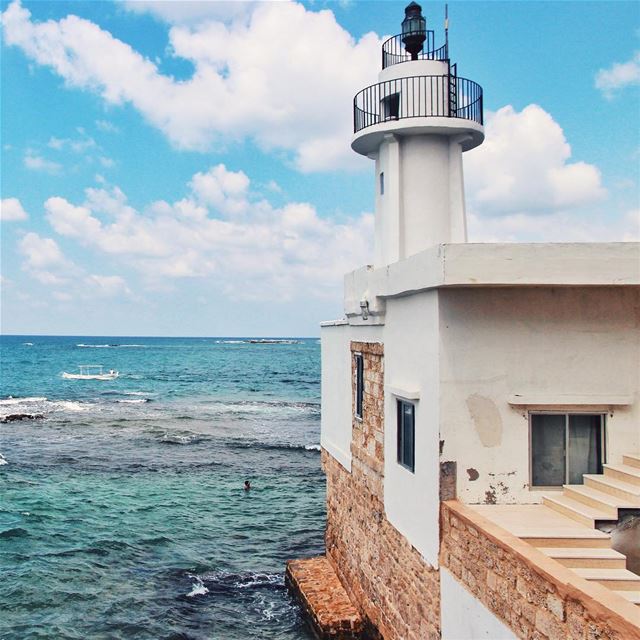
[313, 3, 640, 638]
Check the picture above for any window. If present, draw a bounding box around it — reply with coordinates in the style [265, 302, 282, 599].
[397, 399, 415, 472]
[355, 354, 364, 419]
[379, 172, 384, 195]
[382, 92, 400, 120]
[531, 413, 604, 487]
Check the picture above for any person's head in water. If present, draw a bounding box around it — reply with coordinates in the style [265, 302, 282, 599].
[244, 480, 251, 491]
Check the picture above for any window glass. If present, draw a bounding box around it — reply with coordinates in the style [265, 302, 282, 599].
[397, 400, 415, 472]
[531, 413, 604, 487]
[355, 354, 363, 419]
[568, 415, 602, 483]
[531, 414, 566, 486]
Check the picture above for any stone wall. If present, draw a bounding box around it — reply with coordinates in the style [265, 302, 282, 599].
[323, 341, 441, 640]
[440, 501, 640, 640]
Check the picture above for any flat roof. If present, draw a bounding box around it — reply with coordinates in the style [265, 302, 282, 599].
[356, 242, 640, 300]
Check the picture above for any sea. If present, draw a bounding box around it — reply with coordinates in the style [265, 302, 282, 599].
[0, 335, 325, 640]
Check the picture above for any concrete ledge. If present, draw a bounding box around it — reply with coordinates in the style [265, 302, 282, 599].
[285, 556, 364, 639]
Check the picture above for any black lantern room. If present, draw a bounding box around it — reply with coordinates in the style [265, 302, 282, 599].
[401, 2, 427, 60]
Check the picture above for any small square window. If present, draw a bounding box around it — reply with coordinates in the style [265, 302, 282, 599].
[379, 172, 384, 195]
[397, 399, 415, 472]
[355, 354, 364, 419]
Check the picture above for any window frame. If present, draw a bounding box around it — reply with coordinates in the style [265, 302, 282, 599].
[529, 411, 606, 489]
[354, 353, 364, 420]
[397, 399, 415, 473]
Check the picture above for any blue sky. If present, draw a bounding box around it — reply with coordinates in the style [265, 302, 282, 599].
[1, 0, 639, 336]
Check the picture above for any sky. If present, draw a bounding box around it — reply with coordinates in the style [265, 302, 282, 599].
[1, 0, 639, 337]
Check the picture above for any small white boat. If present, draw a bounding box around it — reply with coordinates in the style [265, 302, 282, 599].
[62, 365, 119, 380]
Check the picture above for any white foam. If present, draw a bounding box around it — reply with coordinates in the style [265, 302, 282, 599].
[76, 344, 111, 348]
[123, 391, 154, 396]
[0, 396, 47, 406]
[304, 444, 321, 451]
[116, 399, 148, 404]
[23, 342, 34, 346]
[0, 454, 7, 466]
[186, 577, 209, 597]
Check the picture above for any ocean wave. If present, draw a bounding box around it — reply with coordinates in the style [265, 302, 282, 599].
[227, 440, 320, 453]
[76, 343, 147, 348]
[214, 339, 302, 345]
[159, 432, 200, 445]
[186, 576, 209, 598]
[200, 399, 319, 416]
[115, 399, 150, 404]
[197, 570, 282, 591]
[76, 344, 111, 348]
[0, 396, 89, 419]
[23, 342, 34, 346]
[0, 453, 7, 466]
[0, 396, 47, 406]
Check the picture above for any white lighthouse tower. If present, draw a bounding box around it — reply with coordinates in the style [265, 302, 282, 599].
[353, 2, 484, 266]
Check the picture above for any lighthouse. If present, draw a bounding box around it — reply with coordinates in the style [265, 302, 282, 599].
[286, 3, 640, 639]
[352, 2, 484, 266]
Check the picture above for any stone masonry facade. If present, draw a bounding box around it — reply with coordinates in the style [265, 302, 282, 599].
[323, 341, 441, 640]
[440, 501, 639, 640]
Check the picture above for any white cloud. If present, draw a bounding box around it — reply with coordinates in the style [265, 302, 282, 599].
[19, 232, 68, 270]
[1, 197, 28, 221]
[122, 0, 260, 25]
[595, 51, 640, 98]
[23, 151, 62, 174]
[47, 133, 96, 153]
[468, 207, 640, 243]
[1, 0, 380, 171]
[465, 105, 606, 217]
[95, 119, 119, 133]
[84, 274, 131, 296]
[44, 163, 373, 299]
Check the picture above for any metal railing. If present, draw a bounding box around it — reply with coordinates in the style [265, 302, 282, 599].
[382, 32, 449, 69]
[353, 75, 483, 133]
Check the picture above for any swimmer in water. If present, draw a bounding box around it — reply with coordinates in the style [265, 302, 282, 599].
[244, 480, 251, 491]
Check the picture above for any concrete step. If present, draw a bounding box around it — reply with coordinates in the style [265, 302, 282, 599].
[613, 590, 640, 605]
[603, 463, 640, 487]
[623, 454, 640, 470]
[538, 547, 627, 569]
[563, 484, 640, 514]
[584, 474, 640, 502]
[542, 495, 615, 527]
[573, 568, 640, 591]
[523, 531, 611, 549]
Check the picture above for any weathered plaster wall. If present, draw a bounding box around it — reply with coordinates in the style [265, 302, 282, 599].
[438, 286, 640, 504]
[383, 291, 441, 564]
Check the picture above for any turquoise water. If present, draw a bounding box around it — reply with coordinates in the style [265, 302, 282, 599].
[0, 336, 325, 639]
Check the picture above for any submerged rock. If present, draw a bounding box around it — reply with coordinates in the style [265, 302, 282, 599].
[0, 413, 44, 423]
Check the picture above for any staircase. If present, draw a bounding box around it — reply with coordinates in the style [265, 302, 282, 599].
[539, 453, 640, 605]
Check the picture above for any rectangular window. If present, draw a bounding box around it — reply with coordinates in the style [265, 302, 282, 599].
[379, 172, 384, 195]
[382, 92, 400, 120]
[531, 413, 604, 487]
[397, 399, 415, 472]
[355, 354, 364, 419]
